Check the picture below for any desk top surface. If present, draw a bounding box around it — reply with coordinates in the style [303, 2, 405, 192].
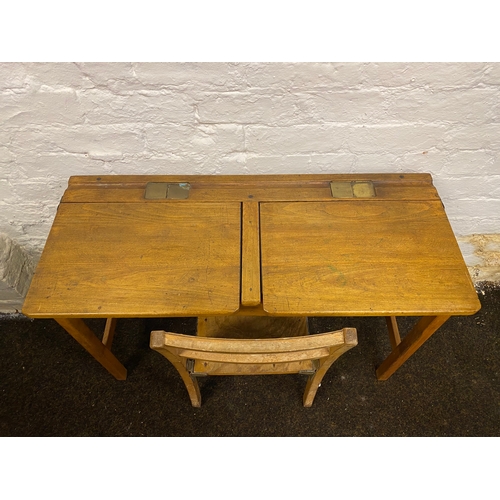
[22, 174, 481, 318]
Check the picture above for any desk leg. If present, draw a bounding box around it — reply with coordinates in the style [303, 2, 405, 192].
[55, 318, 127, 380]
[376, 315, 450, 381]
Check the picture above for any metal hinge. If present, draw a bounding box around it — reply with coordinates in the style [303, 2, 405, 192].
[330, 181, 376, 198]
[186, 359, 208, 377]
[144, 182, 191, 200]
[299, 359, 319, 375]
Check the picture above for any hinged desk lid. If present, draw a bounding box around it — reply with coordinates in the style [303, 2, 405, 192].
[260, 199, 480, 316]
[23, 201, 241, 318]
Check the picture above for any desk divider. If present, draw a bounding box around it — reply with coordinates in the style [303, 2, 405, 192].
[240, 202, 262, 307]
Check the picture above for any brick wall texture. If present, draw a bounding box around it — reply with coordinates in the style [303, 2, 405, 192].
[1, 62, 499, 295]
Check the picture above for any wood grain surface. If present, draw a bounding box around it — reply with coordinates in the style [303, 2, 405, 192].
[23, 202, 241, 317]
[241, 202, 261, 307]
[23, 173, 480, 319]
[61, 173, 440, 203]
[260, 200, 480, 316]
[22, 173, 481, 383]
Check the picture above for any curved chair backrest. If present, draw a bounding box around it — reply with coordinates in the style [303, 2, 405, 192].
[150, 328, 357, 407]
[151, 329, 355, 364]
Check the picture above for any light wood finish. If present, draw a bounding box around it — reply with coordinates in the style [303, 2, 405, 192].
[376, 315, 450, 380]
[22, 173, 481, 384]
[386, 316, 401, 349]
[102, 318, 117, 349]
[260, 201, 479, 316]
[195, 315, 310, 374]
[303, 328, 358, 407]
[61, 174, 441, 203]
[150, 342, 201, 407]
[66, 173, 435, 187]
[192, 360, 317, 376]
[55, 318, 127, 380]
[23, 202, 241, 318]
[241, 202, 261, 307]
[150, 328, 357, 407]
[197, 315, 308, 339]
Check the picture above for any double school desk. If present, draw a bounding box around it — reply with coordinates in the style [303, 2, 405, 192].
[22, 174, 481, 382]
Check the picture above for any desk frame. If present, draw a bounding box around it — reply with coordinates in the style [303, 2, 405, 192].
[23, 174, 481, 382]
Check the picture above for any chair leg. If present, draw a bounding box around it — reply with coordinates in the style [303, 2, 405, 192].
[303, 361, 337, 407]
[303, 372, 323, 407]
[177, 365, 202, 408]
[302, 341, 357, 407]
[155, 350, 202, 407]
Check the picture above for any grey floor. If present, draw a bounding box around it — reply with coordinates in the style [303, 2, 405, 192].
[0, 283, 498, 436]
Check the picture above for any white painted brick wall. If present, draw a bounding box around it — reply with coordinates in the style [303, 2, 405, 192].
[1, 62, 499, 308]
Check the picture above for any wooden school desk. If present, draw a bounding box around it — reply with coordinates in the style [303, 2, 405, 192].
[22, 174, 481, 381]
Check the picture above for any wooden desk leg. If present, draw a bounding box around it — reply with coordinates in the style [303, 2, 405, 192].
[376, 315, 450, 381]
[55, 318, 127, 380]
[102, 318, 117, 349]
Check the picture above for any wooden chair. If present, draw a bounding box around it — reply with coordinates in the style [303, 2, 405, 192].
[150, 326, 357, 407]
